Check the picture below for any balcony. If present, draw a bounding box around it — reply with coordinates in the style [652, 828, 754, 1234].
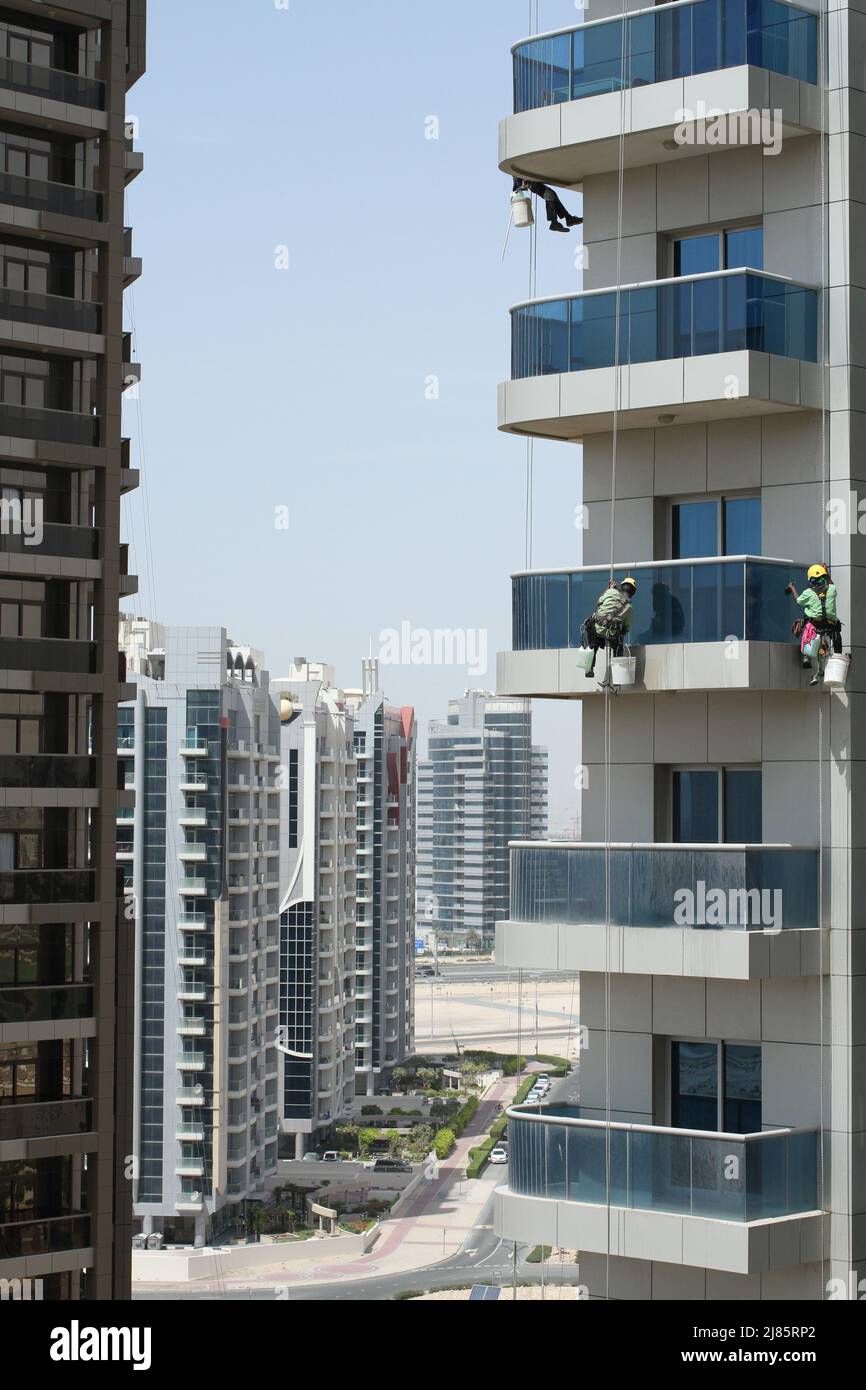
[0, 637, 96, 676]
[0, 521, 99, 564]
[0, 285, 101, 337]
[0, 1098, 92, 1142]
[0, 984, 94, 1026]
[497, 842, 820, 980]
[501, 273, 819, 441]
[500, 556, 812, 698]
[0, 1212, 91, 1260]
[0, 400, 100, 446]
[0, 171, 102, 223]
[0, 754, 95, 791]
[502, 0, 819, 187]
[0, 55, 104, 111]
[0, 870, 95, 909]
[495, 1106, 822, 1275]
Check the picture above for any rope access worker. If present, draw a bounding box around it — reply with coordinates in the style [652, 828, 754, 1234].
[785, 564, 841, 685]
[512, 178, 582, 234]
[583, 577, 637, 680]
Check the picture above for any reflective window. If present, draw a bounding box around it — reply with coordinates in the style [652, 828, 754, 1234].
[672, 1041, 719, 1130]
[723, 496, 761, 554]
[673, 770, 719, 843]
[674, 233, 720, 277]
[724, 1044, 762, 1131]
[725, 226, 763, 270]
[724, 768, 763, 842]
[672, 500, 718, 559]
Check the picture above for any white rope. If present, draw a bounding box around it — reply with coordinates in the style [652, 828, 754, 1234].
[602, 7, 630, 1306]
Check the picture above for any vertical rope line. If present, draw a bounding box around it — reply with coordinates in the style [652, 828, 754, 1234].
[603, 4, 630, 1307]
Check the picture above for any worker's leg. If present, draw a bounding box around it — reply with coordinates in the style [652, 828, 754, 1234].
[585, 629, 602, 677]
[806, 635, 823, 685]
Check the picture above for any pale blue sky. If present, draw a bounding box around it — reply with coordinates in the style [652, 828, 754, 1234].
[123, 0, 587, 830]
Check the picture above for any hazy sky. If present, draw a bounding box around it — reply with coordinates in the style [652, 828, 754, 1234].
[124, 0, 587, 832]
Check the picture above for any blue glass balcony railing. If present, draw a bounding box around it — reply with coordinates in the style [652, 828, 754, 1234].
[508, 1108, 820, 1220]
[512, 557, 804, 650]
[511, 273, 818, 380]
[513, 0, 817, 114]
[510, 843, 819, 930]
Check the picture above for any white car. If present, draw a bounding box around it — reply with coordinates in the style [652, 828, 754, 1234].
[526, 1091, 544, 1104]
[489, 1147, 508, 1165]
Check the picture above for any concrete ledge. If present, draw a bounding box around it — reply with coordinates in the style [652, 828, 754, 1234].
[499, 67, 821, 188]
[498, 353, 822, 442]
[497, 641, 816, 699]
[496, 920, 822, 981]
[132, 1225, 380, 1283]
[494, 1187, 824, 1275]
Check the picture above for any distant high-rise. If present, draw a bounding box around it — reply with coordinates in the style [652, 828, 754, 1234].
[0, 0, 145, 1300]
[274, 661, 357, 1158]
[119, 619, 281, 1246]
[345, 659, 416, 1094]
[415, 693, 547, 949]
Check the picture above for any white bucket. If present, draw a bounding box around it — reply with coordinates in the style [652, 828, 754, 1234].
[823, 654, 850, 688]
[511, 191, 534, 228]
[609, 654, 636, 686]
[575, 647, 595, 672]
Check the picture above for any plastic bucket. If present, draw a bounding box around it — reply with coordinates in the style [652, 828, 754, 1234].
[823, 654, 850, 688]
[511, 191, 534, 228]
[575, 647, 595, 672]
[609, 654, 636, 686]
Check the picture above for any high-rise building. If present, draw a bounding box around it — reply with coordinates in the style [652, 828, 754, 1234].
[345, 659, 416, 1094]
[0, 1, 145, 1300]
[493, 3, 860, 1299]
[118, 618, 281, 1246]
[416, 692, 547, 949]
[274, 660, 356, 1159]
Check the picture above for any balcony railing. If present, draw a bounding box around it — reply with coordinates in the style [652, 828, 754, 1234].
[0, 55, 104, 110]
[0, 984, 94, 1025]
[0, 402, 101, 446]
[0, 637, 97, 675]
[512, 556, 803, 651]
[0, 1212, 91, 1259]
[510, 843, 819, 931]
[0, 870, 95, 907]
[0, 754, 95, 790]
[512, 272, 817, 381]
[0, 285, 101, 336]
[0, 1098, 92, 1142]
[508, 1106, 819, 1221]
[513, 0, 817, 114]
[0, 170, 102, 221]
[0, 521, 99, 561]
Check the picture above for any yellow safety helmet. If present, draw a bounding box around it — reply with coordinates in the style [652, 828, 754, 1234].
[621, 576, 638, 593]
[807, 564, 829, 583]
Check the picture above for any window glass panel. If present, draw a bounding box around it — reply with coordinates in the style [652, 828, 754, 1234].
[723, 496, 761, 555]
[674, 233, 721, 278]
[672, 500, 718, 559]
[0, 831, 13, 871]
[725, 226, 763, 270]
[673, 769, 719, 843]
[724, 769, 762, 843]
[672, 1040, 719, 1131]
[724, 1043, 762, 1131]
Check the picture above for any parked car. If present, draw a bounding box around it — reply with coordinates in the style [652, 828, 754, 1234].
[416, 965, 436, 977]
[302, 1152, 320, 1161]
[321, 1151, 340, 1162]
[375, 1087, 391, 1097]
[489, 1147, 508, 1165]
[373, 1157, 411, 1173]
[526, 1090, 544, 1104]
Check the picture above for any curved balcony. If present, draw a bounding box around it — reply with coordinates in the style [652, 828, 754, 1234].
[499, 556, 820, 698]
[502, 0, 819, 187]
[501, 272, 819, 440]
[496, 841, 821, 980]
[495, 1104, 821, 1274]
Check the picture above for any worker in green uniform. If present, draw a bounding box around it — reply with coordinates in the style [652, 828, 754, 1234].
[786, 564, 840, 685]
[583, 577, 637, 681]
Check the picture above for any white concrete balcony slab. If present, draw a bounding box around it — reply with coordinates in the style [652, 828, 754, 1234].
[502, 1, 820, 187]
[501, 273, 820, 443]
[497, 842, 822, 981]
[501, 556, 816, 697]
[494, 1106, 822, 1275]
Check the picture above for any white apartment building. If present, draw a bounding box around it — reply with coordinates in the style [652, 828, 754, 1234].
[119, 618, 281, 1245]
[492, 0, 861, 1300]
